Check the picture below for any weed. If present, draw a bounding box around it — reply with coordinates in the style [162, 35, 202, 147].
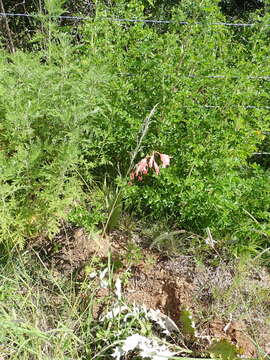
[125, 241, 144, 268]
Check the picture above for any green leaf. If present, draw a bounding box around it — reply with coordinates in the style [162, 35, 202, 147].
[179, 307, 196, 338]
[209, 339, 239, 360]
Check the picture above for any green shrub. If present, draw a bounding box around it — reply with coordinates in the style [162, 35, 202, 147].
[1, 0, 270, 255]
[80, 0, 270, 254]
[0, 26, 109, 246]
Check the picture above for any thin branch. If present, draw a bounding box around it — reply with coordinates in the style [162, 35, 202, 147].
[0, 0, 15, 53]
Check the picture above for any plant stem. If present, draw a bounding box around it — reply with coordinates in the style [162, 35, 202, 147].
[0, 0, 15, 53]
[102, 104, 158, 237]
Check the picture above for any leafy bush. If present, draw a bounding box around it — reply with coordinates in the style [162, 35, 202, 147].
[0, 0, 269, 255]
[80, 0, 270, 254]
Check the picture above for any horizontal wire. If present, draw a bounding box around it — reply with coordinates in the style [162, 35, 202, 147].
[182, 104, 270, 110]
[1, 12, 270, 27]
[119, 72, 270, 81]
[187, 74, 270, 81]
[3, 13, 270, 81]
[1, 14, 270, 113]
[253, 152, 270, 155]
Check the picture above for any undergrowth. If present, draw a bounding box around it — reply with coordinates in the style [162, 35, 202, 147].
[1, 245, 269, 359]
[0, 250, 187, 359]
[1, 0, 269, 258]
[0, 1, 270, 358]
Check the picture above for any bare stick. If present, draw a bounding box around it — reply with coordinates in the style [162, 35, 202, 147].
[0, 0, 15, 53]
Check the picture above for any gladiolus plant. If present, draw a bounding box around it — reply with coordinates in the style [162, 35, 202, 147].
[130, 152, 171, 183]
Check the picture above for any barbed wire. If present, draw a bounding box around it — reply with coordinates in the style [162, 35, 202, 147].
[253, 152, 270, 155]
[182, 104, 270, 110]
[119, 72, 270, 81]
[2, 12, 270, 82]
[187, 74, 270, 81]
[1, 12, 270, 27]
[1, 13, 270, 117]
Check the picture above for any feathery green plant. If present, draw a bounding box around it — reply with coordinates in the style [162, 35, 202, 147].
[0, 3, 109, 246]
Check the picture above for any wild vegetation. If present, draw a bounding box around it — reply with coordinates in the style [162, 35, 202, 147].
[1, 0, 270, 256]
[0, 0, 270, 359]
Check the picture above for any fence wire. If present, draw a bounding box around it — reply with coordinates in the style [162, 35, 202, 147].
[1, 12, 270, 125]
[182, 104, 270, 110]
[119, 72, 270, 81]
[1, 12, 270, 27]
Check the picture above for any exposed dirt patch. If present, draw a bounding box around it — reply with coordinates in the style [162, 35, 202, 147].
[29, 223, 110, 275]
[31, 225, 270, 357]
[122, 254, 261, 357]
[206, 319, 257, 357]
[125, 262, 193, 323]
